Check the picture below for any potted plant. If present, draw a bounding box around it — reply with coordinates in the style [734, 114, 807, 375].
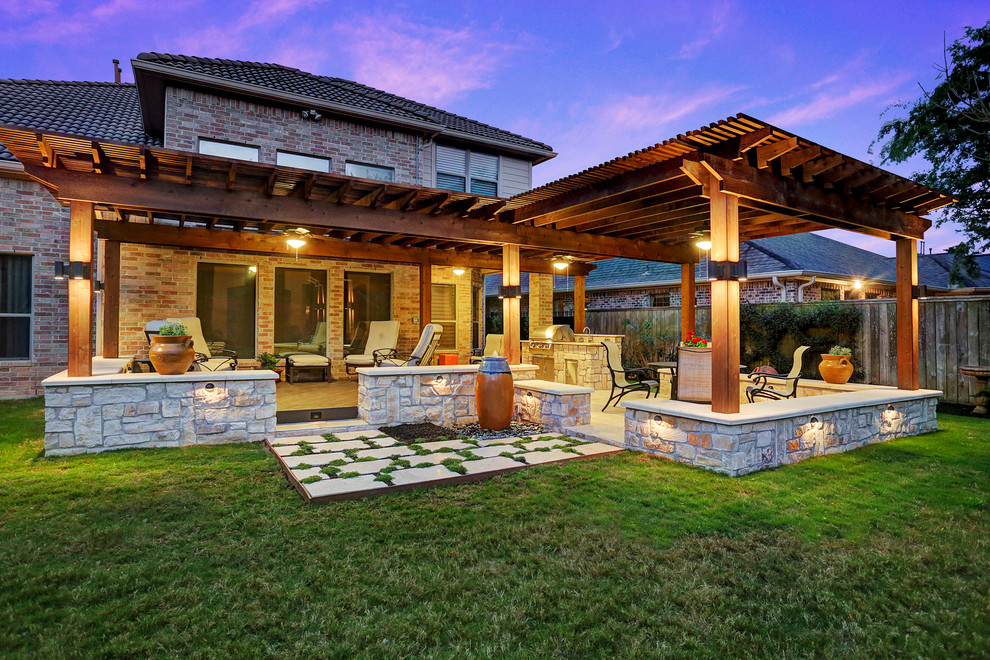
[819, 345, 854, 384]
[258, 352, 282, 380]
[149, 321, 196, 375]
[680, 331, 709, 348]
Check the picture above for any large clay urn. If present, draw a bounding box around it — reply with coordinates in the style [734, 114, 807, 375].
[476, 356, 513, 430]
[818, 354, 853, 385]
[149, 335, 196, 375]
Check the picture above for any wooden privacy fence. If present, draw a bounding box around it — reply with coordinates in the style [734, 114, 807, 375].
[587, 295, 990, 405]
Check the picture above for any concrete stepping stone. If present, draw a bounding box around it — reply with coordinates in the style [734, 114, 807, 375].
[405, 452, 464, 466]
[473, 437, 523, 447]
[388, 464, 459, 487]
[272, 445, 301, 456]
[304, 474, 388, 498]
[333, 430, 383, 441]
[353, 445, 414, 460]
[343, 458, 395, 475]
[468, 445, 525, 458]
[415, 440, 471, 452]
[282, 452, 349, 468]
[523, 439, 574, 451]
[462, 456, 521, 475]
[572, 443, 623, 456]
[291, 467, 325, 480]
[520, 449, 577, 465]
[309, 440, 369, 452]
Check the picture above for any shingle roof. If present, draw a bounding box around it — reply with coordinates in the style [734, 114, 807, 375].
[484, 234, 989, 295]
[136, 52, 554, 153]
[0, 80, 160, 162]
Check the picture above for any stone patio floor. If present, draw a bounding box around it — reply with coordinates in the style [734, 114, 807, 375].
[268, 427, 622, 503]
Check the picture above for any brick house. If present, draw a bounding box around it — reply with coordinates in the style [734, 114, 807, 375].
[485, 234, 990, 331]
[0, 53, 556, 398]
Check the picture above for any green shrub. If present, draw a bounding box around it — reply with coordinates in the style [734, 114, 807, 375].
[158, 321, 187, 336]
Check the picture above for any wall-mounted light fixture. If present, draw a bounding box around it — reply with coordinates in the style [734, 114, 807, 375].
[452, 267, 465, 276]
[498, 285, 522, 299]
[911, 285, 928, 299]
[707, 260, 748, 282]
[54, 261, 91, 280]
[93, 280, 104, 293]
[248, 265, 258, 273]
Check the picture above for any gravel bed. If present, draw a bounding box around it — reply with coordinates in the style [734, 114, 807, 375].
[454, 421, 551, 441]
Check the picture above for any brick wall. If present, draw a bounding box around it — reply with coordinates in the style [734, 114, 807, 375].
[117, 244, 434, 379]
[528, 273, 554, 329]
[431, 266, 479, 363]
[164, 87, 433, 186]
[0, 175, 70, 398]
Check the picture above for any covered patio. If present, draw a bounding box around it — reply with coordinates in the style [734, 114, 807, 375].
[1, 113, 952, 473]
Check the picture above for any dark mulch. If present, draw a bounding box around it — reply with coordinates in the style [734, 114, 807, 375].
[377, 422, 462, 444]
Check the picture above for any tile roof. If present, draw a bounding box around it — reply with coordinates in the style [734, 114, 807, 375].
[0, 80, 160, 162]
[136, 53, 554, 153]
[484, 234, 990, 295]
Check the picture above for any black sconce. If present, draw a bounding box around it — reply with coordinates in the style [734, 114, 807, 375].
[707, 260, 748, 282]
[911, 284, 928, 299]
[54, 261, 91, 280]
[498, 285, 522, 299]
[93, 280, 105, 293]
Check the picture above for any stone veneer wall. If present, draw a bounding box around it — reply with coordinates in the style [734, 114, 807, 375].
[43, 372, 278, 457]
[624, 394, 939, 476]
[358, 366, 537, 427]
[0, 175, 71, 398]
[164, 87, 432, 187]
[519, 335, 622, 390]
[513, 382, 592, 430]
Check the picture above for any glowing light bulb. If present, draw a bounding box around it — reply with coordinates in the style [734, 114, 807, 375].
[286, 238, 306, 249]
[696, 240, 712, 251]
[453, 268, 465, 276]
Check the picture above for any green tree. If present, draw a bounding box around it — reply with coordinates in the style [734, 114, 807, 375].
[874, 22, 990, 271]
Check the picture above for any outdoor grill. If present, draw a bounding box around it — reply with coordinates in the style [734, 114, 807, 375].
[528, 325, 576, 380]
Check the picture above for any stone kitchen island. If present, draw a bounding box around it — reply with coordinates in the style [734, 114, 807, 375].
[521, 328, 622, 390]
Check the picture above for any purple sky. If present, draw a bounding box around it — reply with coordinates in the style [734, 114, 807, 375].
[1, 0, 985, 255]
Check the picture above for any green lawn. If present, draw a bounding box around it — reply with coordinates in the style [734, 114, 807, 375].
[2, 398, 988, 658]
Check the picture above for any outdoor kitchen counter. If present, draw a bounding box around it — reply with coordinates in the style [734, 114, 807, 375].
[521, 335, 621, 390]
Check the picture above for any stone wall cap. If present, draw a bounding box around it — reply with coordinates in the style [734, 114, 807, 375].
[621, 388, 943, 425]
[513, 379, 595, 395]
[43, 366, 279, 387]
[357, 364, 538, 377]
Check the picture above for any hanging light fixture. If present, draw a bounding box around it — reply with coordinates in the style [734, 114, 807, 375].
[283, 228, 310, 258]
[452, 267, 465, 276]
[695, 237, 713, 251]
[552, 255, 570, 270]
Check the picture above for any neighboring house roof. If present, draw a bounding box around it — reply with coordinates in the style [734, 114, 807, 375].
[132, 52, 554, 158]
[0, 79, 160, 163]
[484, 233, 990, 295]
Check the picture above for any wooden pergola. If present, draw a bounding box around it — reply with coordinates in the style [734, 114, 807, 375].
[0, 113, 952, 413]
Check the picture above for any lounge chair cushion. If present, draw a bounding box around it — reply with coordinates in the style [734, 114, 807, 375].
[288, 354, 330, 366]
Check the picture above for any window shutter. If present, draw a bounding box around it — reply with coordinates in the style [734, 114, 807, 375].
[469, 152, 498, 181]
[436, 146, 467, 175]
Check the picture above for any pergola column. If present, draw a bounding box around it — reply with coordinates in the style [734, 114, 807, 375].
[896, 238, 920, 390]
[102, 240, 120, 359]
[680, 262, 695, 341]
[502, 244, 521, 364]
[574, 275, 586, 332]
[68, 201, 94, 377]
[709, 178, 741, 414]
[419, 262, 432, 331]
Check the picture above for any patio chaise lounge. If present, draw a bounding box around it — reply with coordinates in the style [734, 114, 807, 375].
[344, 321, 400, 374]
[469, 334, 504, 363]
[375, 324, 443, 367]
[274, 321, 327, 355]
[601, 339, 658, 410]
[746, 345, 810, 403]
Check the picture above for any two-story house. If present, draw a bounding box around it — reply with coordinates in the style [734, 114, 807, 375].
[0, 53, 556, 398]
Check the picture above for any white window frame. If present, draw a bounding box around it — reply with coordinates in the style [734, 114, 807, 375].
[0, 254, 33, 362]
[345, 161, 395, 182]
[198, 138, 260, 162]
[435, 145, 499, 196]
[276, 150, 330, 173]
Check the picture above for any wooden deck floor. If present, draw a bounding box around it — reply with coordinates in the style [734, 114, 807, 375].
[276, 379, 358, 411]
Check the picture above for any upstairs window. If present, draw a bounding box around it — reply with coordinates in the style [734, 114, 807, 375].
[198, 139, 259, 162]
[0, 255, 31, 360]
[436, 145, 498, 196]
[277, 151, 330, 172]
[346, 162, 395, 182]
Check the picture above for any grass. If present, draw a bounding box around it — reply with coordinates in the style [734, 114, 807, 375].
[1, 397, 989, 657]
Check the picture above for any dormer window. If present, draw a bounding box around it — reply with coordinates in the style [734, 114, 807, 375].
[436, 145, 498, 196]
[198, 139, 259, 162]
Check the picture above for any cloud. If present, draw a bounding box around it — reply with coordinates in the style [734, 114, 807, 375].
[329, 15, 518, 105]
[673, 0, 731, 60]
[768, 75, 910, 126]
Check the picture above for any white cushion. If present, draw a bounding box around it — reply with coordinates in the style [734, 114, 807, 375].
[289, 354, 330, 366]
[345, 354, 375, 366]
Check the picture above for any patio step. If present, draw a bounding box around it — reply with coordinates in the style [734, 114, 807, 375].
[275, 418, 375, 439]
[562, 422, 625, 447]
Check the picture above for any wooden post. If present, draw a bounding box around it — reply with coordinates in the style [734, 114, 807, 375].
[502, 244, 521, 364]
[68, 201, 94, 377]
[102, 240, 120, 359]
[574, 275, 586, 333]
[419, 262, 432, 331]
[680, 262, 696, 341]
[896, 238, 920, 390]
[709, 177, 740, 414]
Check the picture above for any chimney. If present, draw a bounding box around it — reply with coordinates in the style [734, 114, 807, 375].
[112, 59, 121, 83]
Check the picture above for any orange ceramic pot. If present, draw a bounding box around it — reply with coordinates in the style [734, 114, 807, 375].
[149, 335, 196, 375]
[476, 356, 513, 430]
[818, 354, 853, 384]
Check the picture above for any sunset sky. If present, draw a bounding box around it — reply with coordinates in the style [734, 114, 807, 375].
[1, 0, 986, 255]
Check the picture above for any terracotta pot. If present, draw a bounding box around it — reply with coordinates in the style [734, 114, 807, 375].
[476, 356, 513, 431]
[149, 335, 196, 375]
[818, 354, 853, 384]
